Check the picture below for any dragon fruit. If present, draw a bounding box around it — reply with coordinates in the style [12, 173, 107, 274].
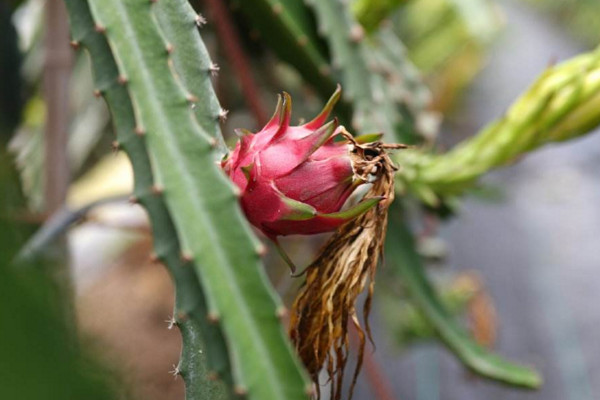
[222, 86, 380, 243]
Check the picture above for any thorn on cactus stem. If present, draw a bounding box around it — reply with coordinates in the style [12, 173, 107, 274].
[349, 24, 365, 43]
[165, 43, 174, 54]
[218, 109, 229, 122]
[208, 137, 218, 148]
[234, 385, 248, 396]
[151, 185, 164, 196]
[319, 65, 331, 76]
[276, 306, 288, 320]
[149, 0, 159, 4]
[207, 371, 219, 381]
[117, 75, 128, 85]
[209, 63, 220, 77]
[272, 3, 283, 14]
[169, 364, 180, 378]
[255, 243, 267, 257]
[69, 40, 80, 50]
[305, 383, 317, 397]
[297, 35, 308, 47]
[207, 312, 220, 324]
[186, 94, 199, 103]
[165, 315, 177, 330]
[230, 184, 242, 198]
[93, 89, 102, 98]
[195, 14, 207, 27]
[180, 252, 193, 263]
[128, 195, 139, 205]
[149, 252, 160, 263]
[111, 141, 120, 152]
[134, 126, 146, 136]
[94, 24, 106, 34]
[176, 312, 188, 322]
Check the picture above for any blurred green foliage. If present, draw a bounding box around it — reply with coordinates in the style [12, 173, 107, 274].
[0, 143, 116, 400]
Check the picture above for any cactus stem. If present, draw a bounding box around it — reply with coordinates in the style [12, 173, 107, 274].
[151, 184, 164, 196]
[133, 126, 146, 136]
[165, 43, 174, 54]
[117, 75, 128, 85]
[195, 14, 207, 27]
[93, 24, 106, 34]
[128, 195, 139, 205]
[93, 89, 102, 98]
[233, 385, 248, 396]
[170, 364, 180, 378]
[69, 40, 80, 49]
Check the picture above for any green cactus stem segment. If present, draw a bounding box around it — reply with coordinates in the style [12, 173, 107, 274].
[79, 0, 311, 398]
[62, 0, 232, 398]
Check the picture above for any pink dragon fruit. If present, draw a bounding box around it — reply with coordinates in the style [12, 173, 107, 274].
[222, 86, 380, 246]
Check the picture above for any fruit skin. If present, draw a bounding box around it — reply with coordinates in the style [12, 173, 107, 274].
[222, 86, 380, 239]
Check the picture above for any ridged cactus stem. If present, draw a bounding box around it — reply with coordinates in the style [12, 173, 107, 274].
[153, 0, 226, 150]
[398, 47, 600, 205]
[63, 1, 232, 398]
[306, 0, 432, 142]
[80, 0, 310, 398]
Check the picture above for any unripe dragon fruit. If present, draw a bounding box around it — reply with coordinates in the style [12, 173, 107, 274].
[222, 86, 380, 242]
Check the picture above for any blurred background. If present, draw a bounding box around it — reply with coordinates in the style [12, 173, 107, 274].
[1, 0, 600, 399]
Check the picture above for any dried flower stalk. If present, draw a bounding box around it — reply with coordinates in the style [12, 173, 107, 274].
[290, 131, 403, 400]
